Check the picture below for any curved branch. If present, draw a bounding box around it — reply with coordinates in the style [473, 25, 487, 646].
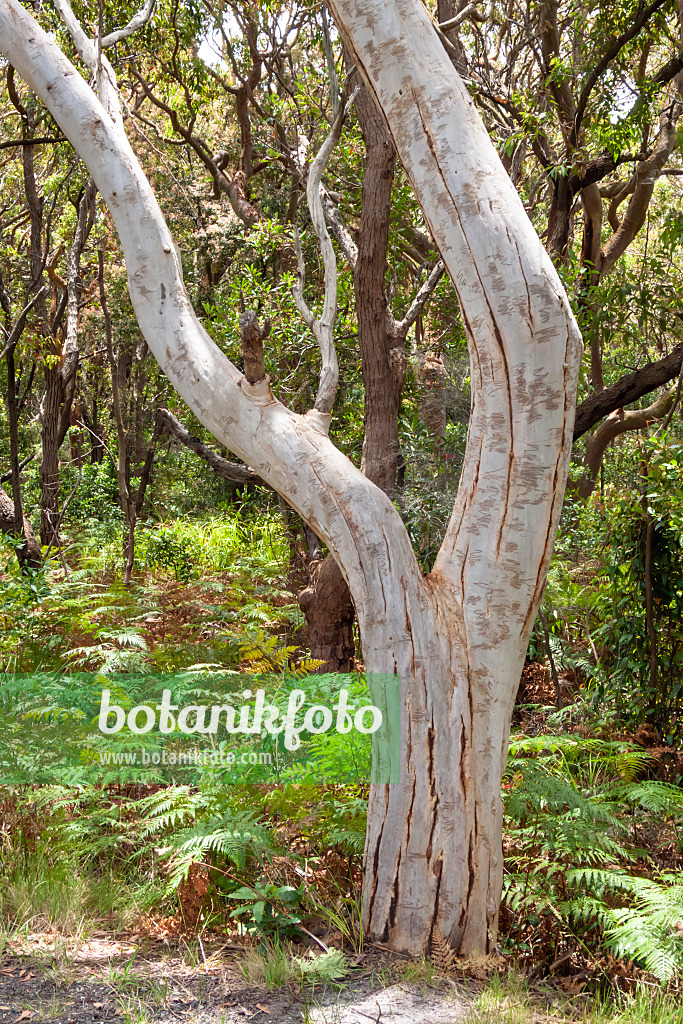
[292, 91, 358, 418]
[576, 389, 674, 499]
[321, 186, 358, 268]
[573, 342, 683, 439]
[602, 106, 681, 273]
[155, 408, 262, 485]
[102, 0, 157, 48]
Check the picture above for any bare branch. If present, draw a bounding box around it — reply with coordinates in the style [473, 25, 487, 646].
[321, 185, 358, 268]
[293, 86, 359, 419]
[101, 0, 157, 48]
[394, 259, 445, 338]
[602, 105, 681, 274]
[577, 389, 675, 499]
[52, 0, 96, 66]
[438, 3, 483, 32]
[321, 5, 340, 118]
[156, 408, 261, 485]
[573, 341, 683, 439]
[57, 177, 97, 448]
[0, 135, 65, 150]
[292, 227, 316, 332]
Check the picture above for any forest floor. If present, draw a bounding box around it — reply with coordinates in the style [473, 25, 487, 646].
[3, 544, 683, 1023]
[0, 930, 613, 1024]
[0, 931, 478, 1024]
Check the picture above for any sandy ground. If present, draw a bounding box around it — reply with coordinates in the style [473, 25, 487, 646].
[0, 934, 474, 1024]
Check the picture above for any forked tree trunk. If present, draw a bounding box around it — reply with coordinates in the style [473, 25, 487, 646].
[326, 0, 582, 953]
[0, 0, 581, 955]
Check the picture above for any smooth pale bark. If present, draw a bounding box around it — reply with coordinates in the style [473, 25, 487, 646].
[329, 0, 582, 952]
[0, 0, 581, 954]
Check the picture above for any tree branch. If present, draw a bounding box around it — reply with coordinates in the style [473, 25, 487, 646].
[101, 0, 157, 48]
[155, 408, 261, 484]
[576, 389, 674, 499]
[0, 135, 65, 150]
[573, 342, 683, 439]
[394, 260, 445, 338]
[321, 186, 358, 268]
[292, 87, 358, 419]
[571, 0, 670, 147]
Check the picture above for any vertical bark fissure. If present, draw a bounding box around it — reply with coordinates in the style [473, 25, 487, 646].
[428, 857, 444, 941]
[388, 848, 401, 928]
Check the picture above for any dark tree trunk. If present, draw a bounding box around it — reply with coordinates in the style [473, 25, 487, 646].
[0, 484, 42, 569]
[40, 364, 62, 548]
[355, 87, 401, 496]
[298, 81, 402, 670]
[5, 341, 41, 570]
[298, 556, 356, 672]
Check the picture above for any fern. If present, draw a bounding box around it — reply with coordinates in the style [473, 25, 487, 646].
[603, 874, 683, 981]
[165, 811, 273, 891]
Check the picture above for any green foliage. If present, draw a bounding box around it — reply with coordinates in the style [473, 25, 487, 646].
[535, 434, 683, 739]
[503, 732, 683, 980]
[144, 525, 194, 582]
[62, 461, 123, 535]
[228, 880, 304, 939]
[603, 874, 683, 982]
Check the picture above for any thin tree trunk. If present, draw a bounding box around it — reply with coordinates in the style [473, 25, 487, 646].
[641, 456, 659, 712]
[298, 79, 401, 669]
[123, 421, 160, 586]
[354, 87, 401, 496]
[5, 343, 41, 570]
[99, 250, 135, 571]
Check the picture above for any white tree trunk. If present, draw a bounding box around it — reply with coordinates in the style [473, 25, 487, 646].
[0, 0, 581, 954]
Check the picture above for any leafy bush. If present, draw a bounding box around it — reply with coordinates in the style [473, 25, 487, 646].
[502, 732, 683, 980]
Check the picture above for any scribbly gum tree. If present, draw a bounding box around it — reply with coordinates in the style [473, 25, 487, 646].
[0, 0, 581, 953]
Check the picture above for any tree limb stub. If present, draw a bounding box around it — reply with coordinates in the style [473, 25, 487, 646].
[239, 309, 268, 385]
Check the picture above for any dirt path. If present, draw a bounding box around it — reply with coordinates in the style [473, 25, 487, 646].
[0, 936, 474, 1024]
